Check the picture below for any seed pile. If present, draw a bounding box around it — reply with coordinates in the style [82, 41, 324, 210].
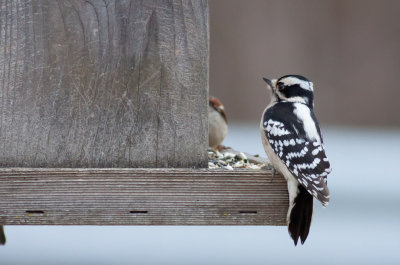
[208, 149, 265, 170]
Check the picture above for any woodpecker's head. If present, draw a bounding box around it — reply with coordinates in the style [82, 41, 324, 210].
[263, 75, 314, 108]
[209, 96, 227, 123]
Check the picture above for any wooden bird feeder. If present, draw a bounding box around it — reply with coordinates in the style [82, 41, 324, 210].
[0, 0, 287, 228]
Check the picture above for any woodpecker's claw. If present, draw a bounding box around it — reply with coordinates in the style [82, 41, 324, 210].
[270, 167, 276, 183]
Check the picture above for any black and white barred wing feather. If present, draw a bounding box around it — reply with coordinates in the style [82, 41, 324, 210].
[264, 119, 331, 206]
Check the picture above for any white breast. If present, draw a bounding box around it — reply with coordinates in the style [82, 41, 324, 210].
[208, 106, 228, 148]
[259, 110, 300, 222]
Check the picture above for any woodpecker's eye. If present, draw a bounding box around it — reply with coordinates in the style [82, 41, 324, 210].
[277, 82, 285, 90]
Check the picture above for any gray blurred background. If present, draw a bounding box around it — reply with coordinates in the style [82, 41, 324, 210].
[210, 0, 400, 127]
[1, 1, 400, 264]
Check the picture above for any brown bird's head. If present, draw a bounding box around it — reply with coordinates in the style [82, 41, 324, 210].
[209, 96, 227, 123]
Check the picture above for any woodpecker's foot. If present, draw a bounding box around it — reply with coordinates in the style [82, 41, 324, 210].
[270, 167, 276, 183]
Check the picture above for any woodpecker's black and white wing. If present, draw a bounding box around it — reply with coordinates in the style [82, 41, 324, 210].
[262, 103, 331, 206]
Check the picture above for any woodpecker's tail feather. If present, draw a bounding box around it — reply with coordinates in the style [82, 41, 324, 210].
[0, 225, 5, 245]
[288, 186, 313, 245]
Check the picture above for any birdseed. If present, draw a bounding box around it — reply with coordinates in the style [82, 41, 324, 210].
[208, 149, 265, 170]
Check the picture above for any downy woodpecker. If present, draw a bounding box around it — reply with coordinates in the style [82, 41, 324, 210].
[260, 75, 331, 245]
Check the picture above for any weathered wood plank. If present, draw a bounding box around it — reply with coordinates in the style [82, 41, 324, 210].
[0, 168, 288, 225]
[0, 0, 208, 167]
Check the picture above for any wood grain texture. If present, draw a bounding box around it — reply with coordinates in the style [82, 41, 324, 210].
[0, 168, 288, 225]
[0, 0, 209, 167]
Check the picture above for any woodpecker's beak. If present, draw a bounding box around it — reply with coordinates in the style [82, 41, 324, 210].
[263, 77, 275, 91]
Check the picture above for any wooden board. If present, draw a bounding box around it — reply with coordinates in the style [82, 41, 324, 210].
[0, 168, 288, 225]
[0, 0, 209, 168]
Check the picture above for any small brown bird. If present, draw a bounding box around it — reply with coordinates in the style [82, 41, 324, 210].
[208, 96, 228, 149]
[0, 225, 5, 245]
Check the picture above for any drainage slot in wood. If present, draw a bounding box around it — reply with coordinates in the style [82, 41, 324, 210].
[129, 210, 148, 214]
[238, 210, 258, 214]
[26, 210, 44, 214]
